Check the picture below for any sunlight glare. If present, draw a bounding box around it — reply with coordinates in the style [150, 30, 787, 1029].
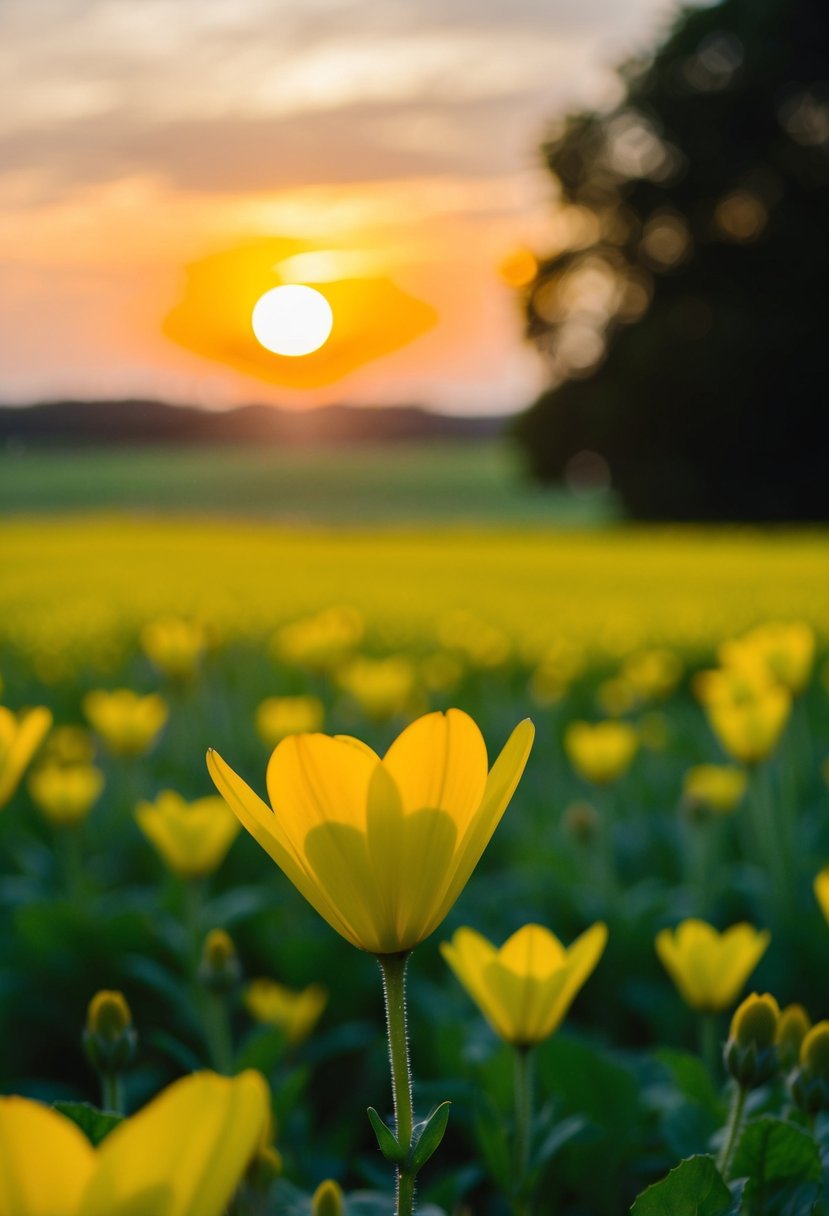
[251, 284, 333, 356]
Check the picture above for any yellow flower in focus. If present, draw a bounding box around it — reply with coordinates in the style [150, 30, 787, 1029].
[83, 690, 168, 758]
[0, 705, 52, 809]
[564, 720, 638, 786]
[244, 978, 327, 1045]
[655, 919, 770, 1013]
[441, 922, 607, 1046]
[0, 1070, 269, 1216]
[813, 866, 829, 926]
[28, 763, 104, 826]
[337, 655, 419, 720]
[141, 615, 207, 681]
[621, 648, 683, 702]
[682, 764, 748, 815]
[255, 695, 325, 749]
[705, 683, 790, 765]
[136, 790, 240, 879]
[208, 709, 534, 954]
[271, 607, 363, 672]
[719, 621, 815, 695]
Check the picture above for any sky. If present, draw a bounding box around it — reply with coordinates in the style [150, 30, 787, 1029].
[1, 0, 683, 415]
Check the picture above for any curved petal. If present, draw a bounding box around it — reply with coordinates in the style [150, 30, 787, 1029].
[427, 719, 535, 933]
[498, 924, 566, 980]
[266, 732, 377, 836]
[382, 709, 488, 829]
[79, 1071, 269, 1216]
[0, 706, 52, 809]
[0, 1097, 95, 1216]
[207, 750, 360, 946]
[441, 928, 512, 1039]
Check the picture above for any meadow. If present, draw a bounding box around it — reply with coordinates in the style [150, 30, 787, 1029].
[1, 458, 829, 1215]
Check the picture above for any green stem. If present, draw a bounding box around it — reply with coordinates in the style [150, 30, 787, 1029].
[717, 1082, 747, 1179]
[700, 1013, 720, 1082]
[58, 826, 84, 901]
[752, 765, 791, 924]
[101, 1070, 124, 1115]
[201, 990, 235, 1075]
[512, 1046, 534, 1215]
[378, 952, 415, 1216]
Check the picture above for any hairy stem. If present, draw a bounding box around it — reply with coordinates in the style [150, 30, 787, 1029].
[378, 952, 415, 1216]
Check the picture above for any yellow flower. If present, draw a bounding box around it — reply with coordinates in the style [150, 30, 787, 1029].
[0, 1070, 269, 1216]
[141, 615, 207, 681]
[272, 606, 364, 671]
[441, 922, 607, 1047]
[244, 979, 327, 1045]
[255, 696, 325, 749]
[420, 652, 463, 694]
[813, 866, 829, 925]
[208, 708, 534, 954]
[135, 790, 240, 879]
[337, 655, 419, 720]
[719, 621, 815, 695]
[621, 648, 683, 702]
[655, 919, 770, 1013]
[312, 1179, 345, 1216]
[43, 726, 96, 766]
[705, 683, 791, 765]
[564, 721, 638, 786]
[83, 690, 168, 758]
[28, 763, 104, 826]
[0, 705, 52, 810]
[682, 764, 748, 815]
[776, 1003, 811, 1070]
[596, 677, 638, 718]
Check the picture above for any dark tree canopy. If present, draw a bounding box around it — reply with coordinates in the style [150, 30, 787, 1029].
[514, 0, 829, 520]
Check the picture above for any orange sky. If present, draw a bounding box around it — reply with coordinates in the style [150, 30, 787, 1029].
[0, 0, 680, 414]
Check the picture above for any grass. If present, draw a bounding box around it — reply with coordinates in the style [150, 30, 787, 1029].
[0, 441, 614, 526]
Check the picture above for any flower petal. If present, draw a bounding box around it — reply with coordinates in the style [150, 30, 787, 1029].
[0, 1097, 95, 1216]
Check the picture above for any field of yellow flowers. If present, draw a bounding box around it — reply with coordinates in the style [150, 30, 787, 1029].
[1, 517, 829, 1215]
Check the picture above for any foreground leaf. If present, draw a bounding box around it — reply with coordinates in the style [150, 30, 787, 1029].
[630, 1154, 733, 1215]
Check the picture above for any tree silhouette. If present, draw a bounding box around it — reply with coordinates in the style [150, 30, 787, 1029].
[514, 0, 829, 520]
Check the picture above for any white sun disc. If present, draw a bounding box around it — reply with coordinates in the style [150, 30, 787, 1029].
[251, 284, 334, 357]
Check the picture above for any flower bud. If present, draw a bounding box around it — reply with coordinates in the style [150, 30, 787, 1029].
[198, 928, 242, 993]
[83, 990, 137, 1074]
[776, 1004, 811, 1071]
[791, 1021, 829, 1115]
[562, 801, 599, 846]
[312, 1179, 345, 1216]
[724, 992, 779, 1088]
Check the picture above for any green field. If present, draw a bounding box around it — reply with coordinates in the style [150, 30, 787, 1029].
[0, 442, 614, 525]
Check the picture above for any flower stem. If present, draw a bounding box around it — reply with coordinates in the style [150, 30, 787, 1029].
[717, 1082, 747, 1179]
[512, 1045, 534, 1215]
[101, 1070, 124, 1115]
[378, 952, 415, 1216]
[700, 1012, 720, 1081]
[201, 990, 235, 1075]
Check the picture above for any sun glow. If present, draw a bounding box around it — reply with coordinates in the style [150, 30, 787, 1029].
[251, 284, 334, 357]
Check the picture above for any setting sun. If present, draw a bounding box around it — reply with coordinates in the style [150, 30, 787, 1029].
[251, 284, 334, 357]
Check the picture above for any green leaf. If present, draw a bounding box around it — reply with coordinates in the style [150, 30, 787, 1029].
[53, 1101, 123, 1146]
[730, 1117, 821, 1216]
[366, 1107, 406, 1165]
[630, 1154, 733, 1216]
[656, 1050, 724, 1118]
[409, 1101, 451, 1172]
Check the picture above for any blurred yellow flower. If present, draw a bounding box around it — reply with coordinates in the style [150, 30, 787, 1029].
[312, 1179, 345, 1216]
[208, 708, 534, 954]
[655, 919, 770, 1013]
[597, 677, 638, 718]
[42, 725, 96, 766]
[441, 922, 606, 1046]
[437, 611, 511, 669]
[271, 606, 363, 672]
[83, 690, 168, 758]
[705, 683, 790, 765]
[0, 705, 52, 810]
[0, 1069, 268, 1216]
[564, 720, 638, 786]
[28, 763, 104, 826]
[337, 655, 419, 720]
[777, 1003, 811, 1070]
[719, 621, 815, 695]
[136, 790, 239, 879]
[244, 978, 327, 1045]
[682, 764, 748, 815]
[621, 648, 683, 702]
[141, 615, 207, 681]
[255, 695, 325, 749]
[420, 651, 463, 694]
[813, 866, 829, 925]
